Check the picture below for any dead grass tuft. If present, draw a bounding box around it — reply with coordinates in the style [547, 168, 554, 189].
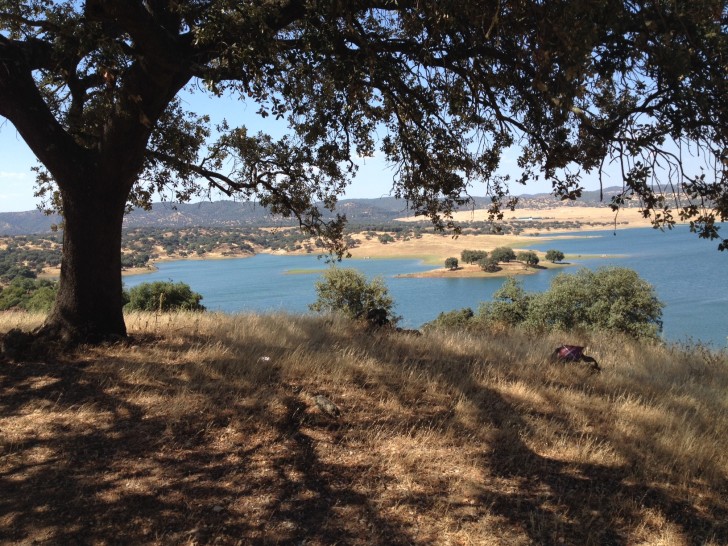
[1, 311, 727, 544]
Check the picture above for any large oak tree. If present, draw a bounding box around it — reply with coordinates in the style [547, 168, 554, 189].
[0, 1, 726, 342]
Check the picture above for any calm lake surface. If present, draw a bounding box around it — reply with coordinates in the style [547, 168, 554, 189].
[125, 226, 727, 347]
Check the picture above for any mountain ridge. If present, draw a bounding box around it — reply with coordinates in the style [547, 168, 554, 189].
[0, 186, 633, 235]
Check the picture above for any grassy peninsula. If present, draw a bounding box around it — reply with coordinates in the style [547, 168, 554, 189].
[1, 312, 726, 545]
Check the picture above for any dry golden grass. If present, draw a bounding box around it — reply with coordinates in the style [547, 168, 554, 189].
[345, 232, 540, 264]
[1, 311, 727, 545]
[358, 205, 655, 266]
[396, 204, 656, 231]
[339, 204, 658, 268]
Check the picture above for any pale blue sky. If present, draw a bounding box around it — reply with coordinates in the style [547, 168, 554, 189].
[1, 85, 610, 213]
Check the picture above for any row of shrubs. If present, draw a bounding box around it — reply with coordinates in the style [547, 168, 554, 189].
[426, 269, 663, 340]
[461, 248, 564, 265]
[447, 248, 565, 272]
[0, 279, 205, 313]
[309, 266, 664, 341]
[1, 264, 664, 341]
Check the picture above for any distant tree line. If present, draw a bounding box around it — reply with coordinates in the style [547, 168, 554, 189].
[1, 278, 205, 314]
[1, 220, 581, 285]
[1, 226, 569, 291]
[458, 247, 552, 272]
[0, 278, 58, 312]
[0, 242, 62, 282]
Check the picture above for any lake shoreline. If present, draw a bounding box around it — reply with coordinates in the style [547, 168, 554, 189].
[141, 216, 649, 280]
[34, 206, 673, 280]
[117, 226, 727, 346]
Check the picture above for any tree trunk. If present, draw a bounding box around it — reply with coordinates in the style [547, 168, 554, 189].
[42, 181, 129, 343]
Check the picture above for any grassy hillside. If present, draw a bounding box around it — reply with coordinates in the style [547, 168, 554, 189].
[1, 312, 727, 545]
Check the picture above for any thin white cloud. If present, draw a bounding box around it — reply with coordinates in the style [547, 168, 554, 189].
[0, 171, 29, 179]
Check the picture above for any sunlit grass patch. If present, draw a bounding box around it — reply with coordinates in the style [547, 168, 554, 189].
[0, 311, 46, 332]
[1, 312, 727, 544]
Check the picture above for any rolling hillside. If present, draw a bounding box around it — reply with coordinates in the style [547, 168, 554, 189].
[1, 311, 726, 544]
[0, 187, 638, 235]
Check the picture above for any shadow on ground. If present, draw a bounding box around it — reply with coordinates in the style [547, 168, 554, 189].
[1, 323, 726, 545]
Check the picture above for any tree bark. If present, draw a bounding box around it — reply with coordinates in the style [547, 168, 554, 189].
[2, 21, 193, 348]
[41, 180, 129, 343]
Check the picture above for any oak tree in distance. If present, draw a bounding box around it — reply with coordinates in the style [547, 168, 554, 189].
[545, 250, 565, 263]
[517, 251, 540, 267]
[0, 1, 726, 343]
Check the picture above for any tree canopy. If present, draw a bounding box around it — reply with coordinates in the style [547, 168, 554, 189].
[517, 251, 540, 267]
[461, 250, 488, 264]
[1, 0, 726, 341]
[491, 247, 517, 263]
[545, 250, 566, 263]
[478, 255, 501, 272]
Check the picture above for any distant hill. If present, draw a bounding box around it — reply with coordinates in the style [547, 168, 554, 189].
[0, 198, 412, 235]
[0, 187, 632, 235]
[0, 210, 63, 236]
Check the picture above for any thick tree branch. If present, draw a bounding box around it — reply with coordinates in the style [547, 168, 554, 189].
[85, 0, 189, 76]
[0, 11, 61, 32]
[150, 149, 256, 195]
[0, 35, 92, 185]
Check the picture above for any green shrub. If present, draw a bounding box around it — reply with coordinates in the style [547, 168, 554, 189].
[478, 268, 663, 339]
[24, 284, 58, 312]
[423, 307, 474, 330]
[0, 277, 58, 312]
[125, 281, 205, 312]
[525, 268, 663, 339]
[478, 277, 532, 326]
[310, 268, 398, 326]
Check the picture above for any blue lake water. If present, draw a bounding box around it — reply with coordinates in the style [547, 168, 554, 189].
[124, 226, 728, 347]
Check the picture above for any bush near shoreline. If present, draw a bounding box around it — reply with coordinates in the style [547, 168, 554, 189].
[1, 311, 726, 545]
